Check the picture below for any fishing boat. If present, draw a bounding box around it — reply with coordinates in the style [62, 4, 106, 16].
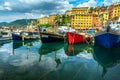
[66, 32, 90, 44]
[40, 20, 65, 43]
[12, 31, 39, 41]
[40, 32, 65, 43]
[94, 29, 120, 48]
[94, 19, 120, 48]
[12, 32, 30, 40]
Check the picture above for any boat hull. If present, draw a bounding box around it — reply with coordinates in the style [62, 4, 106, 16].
[95, 32, 120, 48]
[40, 32, 65, 43]
[12, 33, 23, 40]
[66, 32, 90, 44]
[12, 33, 31, 41]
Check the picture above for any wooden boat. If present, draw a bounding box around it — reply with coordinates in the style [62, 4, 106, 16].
[12, 32, 38, 41]
[94, 25, 120, 48]
[39, 19, 65, 43]
[40, 32, 65, 43]
[12, 32, 30, 40]
[66, 32, 90, 44]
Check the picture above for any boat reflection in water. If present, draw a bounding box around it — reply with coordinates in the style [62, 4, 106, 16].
[12, 40, 38, 55]
[93, 45, 120, 79]
[0, 39, 11, 47]
[38, 41, 66, 67]
[64, 43, 92, 56]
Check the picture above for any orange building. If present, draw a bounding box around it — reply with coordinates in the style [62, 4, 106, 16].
[92, 14, 100, 27]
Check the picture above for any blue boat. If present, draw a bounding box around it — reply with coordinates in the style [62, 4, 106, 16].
[12, 32, 37, 41]
[94, 26, 120, 48]
[40, 32, 65, 43]
[12, 33, 30, 40]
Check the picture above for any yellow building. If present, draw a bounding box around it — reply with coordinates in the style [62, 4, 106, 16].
[37, 17, 49, 25]
[103, 11, 109, 26]
[112, 2, 120, 18]
[48, 14, 57, 25]
[65, 10, 72, 16]
[72, 7, 89, 15]
[70, 7, 93, 29]
[71, 14, 93, 29]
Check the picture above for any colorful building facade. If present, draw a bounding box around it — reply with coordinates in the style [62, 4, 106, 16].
[48, 14, 57, 25]
[37, 17, 49, 25]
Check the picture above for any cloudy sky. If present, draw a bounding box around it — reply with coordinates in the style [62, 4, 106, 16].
[0, 0, 120, 23]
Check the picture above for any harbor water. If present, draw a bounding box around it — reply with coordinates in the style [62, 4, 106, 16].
[0, 40, 120, 80]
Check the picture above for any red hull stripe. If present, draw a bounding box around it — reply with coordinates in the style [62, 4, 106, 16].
[67, 32, 90, 44]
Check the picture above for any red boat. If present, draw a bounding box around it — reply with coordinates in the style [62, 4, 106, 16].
[66, 32, 90, 44]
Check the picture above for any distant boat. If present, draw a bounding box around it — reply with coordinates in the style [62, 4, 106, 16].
[12, 32, 30, 40]
[12, 32, 38, 41]
[94, 25, 120, 48]
[66, 32, 90, 44]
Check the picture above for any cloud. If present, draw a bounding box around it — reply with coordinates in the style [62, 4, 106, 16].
[0, 0, 73, 22]
[103, 0, 120, 5]
[0, 0, 73, 14]
[77, 0, 97, 7]
[0, 1, 12, 11]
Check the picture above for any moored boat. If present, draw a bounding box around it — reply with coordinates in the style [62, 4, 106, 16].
[12, 31, 39, 41]
[94, 25, 120, 48]
[95, 15, 120, 48]
[66, 32, 90, 44]
[39, 19, 66, 43]
[40, 32, 65, 43]
[12, 32, 30, 40]
[95, 31, 120, 48]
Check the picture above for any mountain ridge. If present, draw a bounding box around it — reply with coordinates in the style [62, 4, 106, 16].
[0, 19, 37, 28]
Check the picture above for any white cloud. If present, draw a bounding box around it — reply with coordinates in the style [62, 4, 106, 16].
[103, 0, 120, 5]
[77, 0, 97, 7]
[0, 0, 73, 22]
[4, 2, 11, 6]
[5, 7, 12, 11]
[39, 14, 46, 18]
[0, 2, 12, 11]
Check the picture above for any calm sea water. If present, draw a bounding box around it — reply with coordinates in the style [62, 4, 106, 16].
[0, 40, 120, 80]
